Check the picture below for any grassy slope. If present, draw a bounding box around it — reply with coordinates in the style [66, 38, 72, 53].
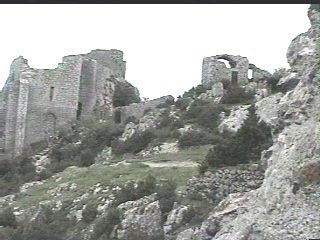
[10, 146, 212, 210]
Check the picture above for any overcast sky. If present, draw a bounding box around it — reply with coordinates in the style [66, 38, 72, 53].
[0, 4, 310, 99]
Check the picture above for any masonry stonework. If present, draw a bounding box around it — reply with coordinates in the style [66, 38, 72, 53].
[0, 49, 131, 158]
[201, 54, 271, 89]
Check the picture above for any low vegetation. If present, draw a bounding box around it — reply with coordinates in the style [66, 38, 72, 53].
[50, 120, 123, 172]
[200, 105, 272, 173]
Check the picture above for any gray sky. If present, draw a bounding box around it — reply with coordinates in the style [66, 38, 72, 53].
[0, 4, 310, 99]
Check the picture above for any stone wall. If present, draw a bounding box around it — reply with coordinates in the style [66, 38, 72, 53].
[0, 49, 129, 158]
[24, 55, 83, 150]
[201, 54, 270, 89]
[114, 95, 174, 124]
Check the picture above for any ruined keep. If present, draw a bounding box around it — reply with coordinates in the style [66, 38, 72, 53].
[0, 49, 135, 158]
[201, 54, 271, 89]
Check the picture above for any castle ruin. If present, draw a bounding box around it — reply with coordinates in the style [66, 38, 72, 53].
[0, 49, 133, 158]
[201, 54, 271, 89]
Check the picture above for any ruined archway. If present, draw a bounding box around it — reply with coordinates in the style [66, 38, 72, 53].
[217, 56, 237, 68]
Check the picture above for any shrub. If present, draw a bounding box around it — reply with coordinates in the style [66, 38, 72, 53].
[178, 130, 219, 148]
[124, 115, 139, 125]
[114, 175, 157, 205]
[203, 105, 272, 168]
[143, 108, 152, 115]
[111, 130, 156, 155]
[221, 86, 255, 104]
[156, 179, 177, 221]
[112, 82, 141, 107]
[272, 68, 288, 81]
[49, 120, 123, 170]
[194, 104, 226, 129]
[182, 84, 206, 98]
[11, 207, 73, 240]
[156, 102, 171, 109]
[82, 203, 98, 223]
[183, 100, 227, 130]
[174, 97, 190, 111]
[91, 207, 121, 240]
[0, 205, 17, 228]
[184, 99, 208, 119]
[137, 174, 157, 197]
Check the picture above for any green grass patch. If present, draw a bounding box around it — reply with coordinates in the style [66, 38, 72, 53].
[11, 162, 197, 209]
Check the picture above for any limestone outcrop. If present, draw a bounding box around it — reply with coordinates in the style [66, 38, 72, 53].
[181, 6, 320, 240]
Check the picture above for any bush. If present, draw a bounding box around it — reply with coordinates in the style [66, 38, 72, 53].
[137, 174, 157, 197]
[143, 108, 152, 115]
[156, 179, 177, 221]
[124, 116, 139, 125]
[182, 84, 206, 98]
[203, 105, 272, 168]
[174, 97, 190, 111]
[91, 207, 121, 240]
[178, 130, 221, 148]
[0, 205, 17, 228]
[112, 81, 141, 107]
[0, 153, 37, 196]
[11, 207, 73, 240]
[182, 100, 227, 130]
[82, 203, 98, 223]
[194, 104, 226, 129]
[221, 86, 255, 104]
[50, 120, 123, 170]
[183, 99, 208, 119]
[111, 130, 156, 155]
[114, 175, 157, 205]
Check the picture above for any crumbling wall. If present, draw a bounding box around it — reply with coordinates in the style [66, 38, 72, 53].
[114, 95, 174, 124]
[249, 64, 272, 81]
[202, 54, 249, 88]
[13, 72, 30, 157]
[2, 56, 30, 157]
[78, 58, 98, 120]
[0, 49, 132, 158]
[82, 49, 126, 79]
[24, 56, 82, 147]
[0, 100, 5, 152]
[201, 54, 271, 89]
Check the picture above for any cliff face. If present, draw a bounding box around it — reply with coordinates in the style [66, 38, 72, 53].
[177, 7, 320, 240]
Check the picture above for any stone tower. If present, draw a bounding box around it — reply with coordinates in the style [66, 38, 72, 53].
[0, 49, 135, 158]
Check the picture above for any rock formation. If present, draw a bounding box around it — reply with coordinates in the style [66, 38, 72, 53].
[178, 6, 320, 239]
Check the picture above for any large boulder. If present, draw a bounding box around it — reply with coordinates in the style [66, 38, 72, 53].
[218, 105, 250, 133]
[116, 194, 164, 240]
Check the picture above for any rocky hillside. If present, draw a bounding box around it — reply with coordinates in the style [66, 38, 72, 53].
[0, 5, 319, 240]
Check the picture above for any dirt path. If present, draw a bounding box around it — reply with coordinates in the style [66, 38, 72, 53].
[140, 160, 199, 168]
[110, 159, 199, 168]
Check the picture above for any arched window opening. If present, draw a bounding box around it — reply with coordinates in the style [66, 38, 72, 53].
[217, 59, 231, 68]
